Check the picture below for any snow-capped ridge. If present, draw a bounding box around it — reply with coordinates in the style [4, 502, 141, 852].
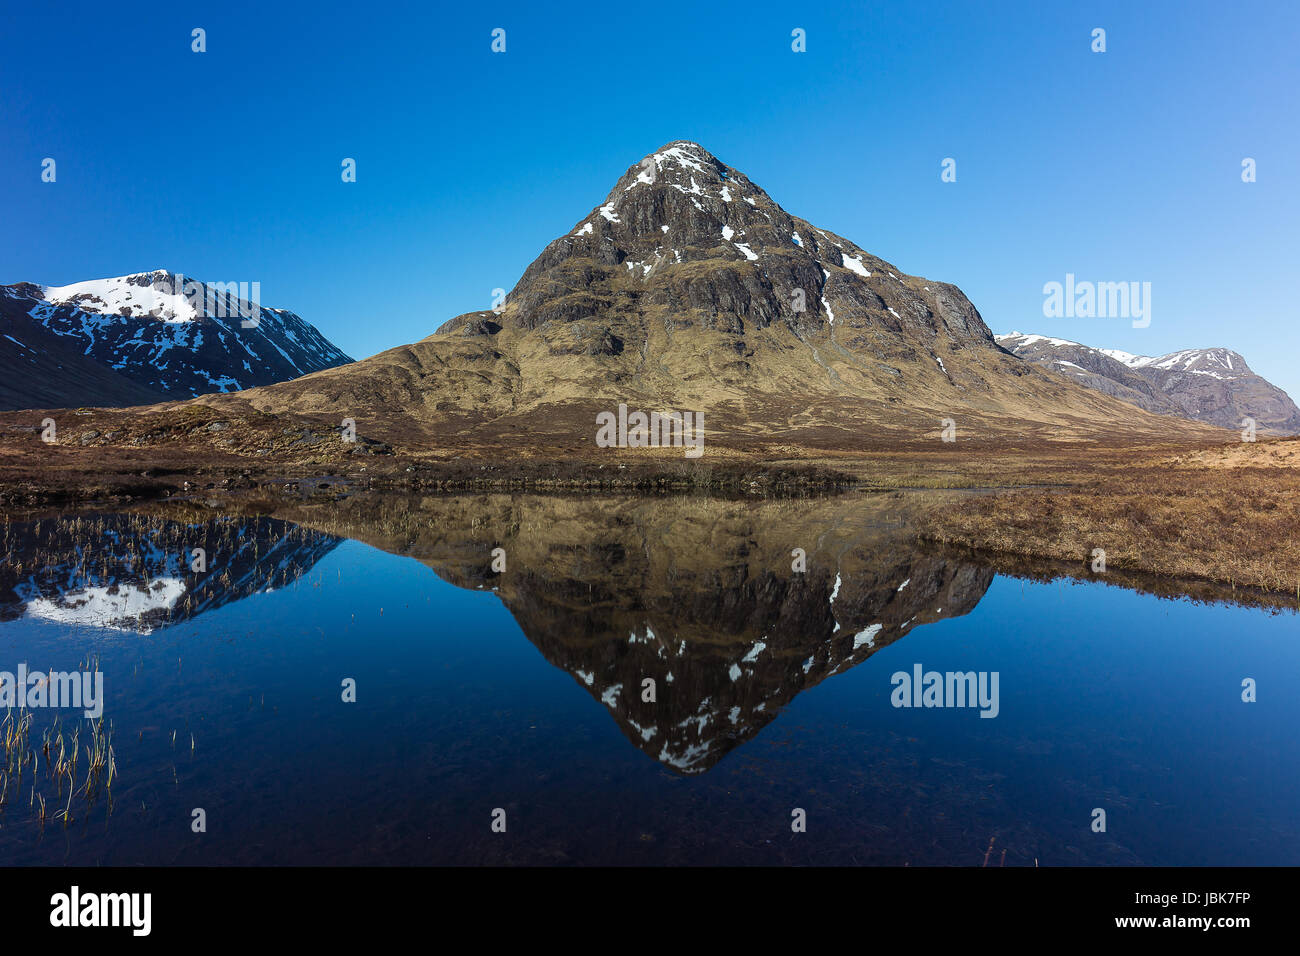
[999, 330, 1298, 433]
[1001, 332, 1250, 379]
[0, 270, 353, 404]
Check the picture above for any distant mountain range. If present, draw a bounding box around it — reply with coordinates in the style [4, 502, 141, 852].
[0, 271, 352, 410]
[996, 332, 1300, 434]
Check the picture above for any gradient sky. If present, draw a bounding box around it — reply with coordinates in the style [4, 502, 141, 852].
[3, 0, 1297, 395]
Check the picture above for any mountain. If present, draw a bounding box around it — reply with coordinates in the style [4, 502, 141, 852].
[996, 332, 1300, 434]
[200, 141, 1224, 452]
[0, 272, 353, 411]
[0, 304, 171, 410]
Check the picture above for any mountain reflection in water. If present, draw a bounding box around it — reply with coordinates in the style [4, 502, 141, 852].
[2, 492, 1297, 866]
[0, 495, 988, 775]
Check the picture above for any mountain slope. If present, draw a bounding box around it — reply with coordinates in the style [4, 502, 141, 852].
[0, 272, 353, 410]
[193, 142, 1227, 451]
[0, 303, 171, 409]
[997, 332, 1300, 434]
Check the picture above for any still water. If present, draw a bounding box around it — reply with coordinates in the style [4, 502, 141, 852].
[0, 493, 1296, 865]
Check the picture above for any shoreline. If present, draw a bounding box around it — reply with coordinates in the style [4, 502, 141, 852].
[3, 402, 1295, 605]
[2, 468, 1295, 614]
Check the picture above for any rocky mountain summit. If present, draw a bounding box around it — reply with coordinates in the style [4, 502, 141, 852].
[206, 141, 1221, 451]
[997, 333, 1300, 434]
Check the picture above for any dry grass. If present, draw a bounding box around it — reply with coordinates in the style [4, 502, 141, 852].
[920, 440, 1300, 595]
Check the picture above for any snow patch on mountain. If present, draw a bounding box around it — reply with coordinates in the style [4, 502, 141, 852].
[841, 253, 870, 278]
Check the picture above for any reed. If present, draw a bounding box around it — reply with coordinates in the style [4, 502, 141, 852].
[0, 712, 118, 829]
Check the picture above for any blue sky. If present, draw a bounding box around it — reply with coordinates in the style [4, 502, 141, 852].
[2, 0, 1297, 395]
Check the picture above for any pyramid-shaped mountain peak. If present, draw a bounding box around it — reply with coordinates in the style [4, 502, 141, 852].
[419, 139, 1019, 398]
[213, 142, 1226, 453]
[597, 140, 769, 219]
[492, 140, 921, 341]
[632, 141, 731, 180]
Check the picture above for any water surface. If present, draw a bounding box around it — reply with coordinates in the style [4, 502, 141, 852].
[0, 494, 1295, 865]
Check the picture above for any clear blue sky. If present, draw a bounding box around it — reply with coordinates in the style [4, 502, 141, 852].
[3, 0, 1297, 394]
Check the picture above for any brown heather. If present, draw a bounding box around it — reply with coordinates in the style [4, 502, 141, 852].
[918, 437, 1300, 596]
